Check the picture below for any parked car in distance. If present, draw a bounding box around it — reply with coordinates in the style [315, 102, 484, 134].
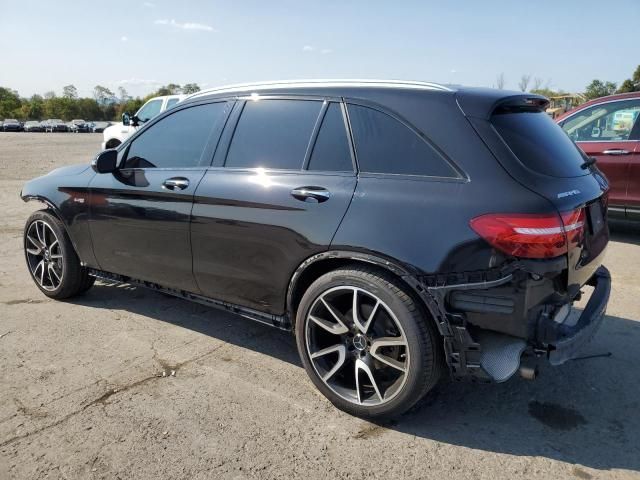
[557, 91, 640, 221]
[89, 121, 111, 133]
[44, 119, 69, 132]
[68, 119, 90, 133]
[21, 80, 611, 418]
[24, 120, 45, 132]
[2, 119, 22, 132]
[101, 94, 184, 149]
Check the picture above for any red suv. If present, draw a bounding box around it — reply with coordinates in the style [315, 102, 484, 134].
[557, 92, 640, 220]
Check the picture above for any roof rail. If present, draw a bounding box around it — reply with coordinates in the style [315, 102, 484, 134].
[186, 79, 452, 100]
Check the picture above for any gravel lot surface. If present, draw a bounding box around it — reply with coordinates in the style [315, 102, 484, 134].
[0, 132, 639, 479]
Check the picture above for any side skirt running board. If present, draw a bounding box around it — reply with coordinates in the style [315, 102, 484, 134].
[87, 269, 292, 331]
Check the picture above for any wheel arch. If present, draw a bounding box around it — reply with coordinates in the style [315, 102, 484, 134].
[105, 138, 122, 149]
[286, 250, 445, 335]
[22, 195, 82, 258]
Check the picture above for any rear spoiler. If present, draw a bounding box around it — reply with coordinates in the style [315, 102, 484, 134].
[455, 88, 549, 120]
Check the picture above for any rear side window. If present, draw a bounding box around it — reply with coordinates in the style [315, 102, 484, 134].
[123, 102, 227, 169]
[226, 99, 322, 170]
[166, 98, 180, 109]
[492, 111, 587, 177]
[347, 104, 456, 177]
[307, 103, 353, 172]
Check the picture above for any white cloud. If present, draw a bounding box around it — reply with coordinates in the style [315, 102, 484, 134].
[121, 36, 128, 42]
[303, 45, 332, 54]
[154, 19, 215, 31]
[143, 1, 156, 6]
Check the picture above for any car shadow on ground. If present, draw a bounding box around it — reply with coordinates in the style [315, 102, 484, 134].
[73, 282, 640, 473]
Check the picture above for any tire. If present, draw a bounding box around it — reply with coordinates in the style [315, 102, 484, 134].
[24, 210, 94, 299]
[295, 266, 443, 418]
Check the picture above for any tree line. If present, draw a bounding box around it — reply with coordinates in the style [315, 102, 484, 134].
[3, 66, 639, 121]
[495, 65, 640, 100]
[0, 83, 201, 121]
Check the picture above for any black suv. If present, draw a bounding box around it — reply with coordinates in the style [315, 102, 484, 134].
[21, 80, 611, 418]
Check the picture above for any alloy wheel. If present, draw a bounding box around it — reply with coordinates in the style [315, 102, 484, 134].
[305, 286, 409, 406]
[25, 220, 64, 291]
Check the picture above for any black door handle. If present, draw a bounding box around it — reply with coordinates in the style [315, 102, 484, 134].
[290, 186, 331, 203]
[162, 177, 190, 190]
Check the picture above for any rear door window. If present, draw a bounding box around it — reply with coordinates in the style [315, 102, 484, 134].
[492, 111, 588, 177]
[225, 99, 322, 170]
[347, 104, 457, 177]
[307, 103, 353, 172]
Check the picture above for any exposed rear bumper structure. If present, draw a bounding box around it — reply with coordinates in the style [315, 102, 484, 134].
[541, 266, 611, 365]
[424, 264, 611, 383]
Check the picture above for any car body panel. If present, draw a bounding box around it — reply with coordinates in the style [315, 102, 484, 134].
[20, 164, 98, 266]
[88, 167, 206, 292]
[191, 169, 357, 313]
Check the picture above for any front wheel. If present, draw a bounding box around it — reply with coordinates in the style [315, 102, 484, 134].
[295, 266, 443, 418]
[24, 210, 94, 299]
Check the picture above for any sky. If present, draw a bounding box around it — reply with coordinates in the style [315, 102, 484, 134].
[0, 0, 638, 99]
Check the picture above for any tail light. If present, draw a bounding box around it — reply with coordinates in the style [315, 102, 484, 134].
[470, 209, 585, 259]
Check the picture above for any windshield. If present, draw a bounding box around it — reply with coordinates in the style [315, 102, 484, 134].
[492, 111, 588, 178]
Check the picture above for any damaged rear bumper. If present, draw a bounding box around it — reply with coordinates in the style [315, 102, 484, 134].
[423, 263, 611, 382]
[540, 266, 611, 365]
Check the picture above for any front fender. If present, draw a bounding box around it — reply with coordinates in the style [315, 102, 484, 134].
[21, 166, 98, 268]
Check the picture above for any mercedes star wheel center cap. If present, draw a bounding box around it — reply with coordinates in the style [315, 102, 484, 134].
[352, 334, 367, 351]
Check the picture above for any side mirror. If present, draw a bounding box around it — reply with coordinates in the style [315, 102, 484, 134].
[130, 115, 140, 127]
[122, 112, 131, 126]
[92, 149, 118, 174]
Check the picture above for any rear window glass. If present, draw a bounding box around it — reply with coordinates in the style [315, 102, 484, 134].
[492, 111, 587, 177]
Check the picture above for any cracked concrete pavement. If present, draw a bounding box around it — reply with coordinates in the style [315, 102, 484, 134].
[1, 132, 639, 479]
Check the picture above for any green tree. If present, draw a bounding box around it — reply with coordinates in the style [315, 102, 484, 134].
[584, 79, 617, 100]
[116, 97, 145, 119]
[182, 83, 201, 94]
[0, 87, 22, 118]
[62, 84, 78, 99]
[618, 79, 636, 93]
[154, 83, 182, 96]
[21, 94, 45, 119]
[616, 65, 640, 93]
[93, 85, 115, 105]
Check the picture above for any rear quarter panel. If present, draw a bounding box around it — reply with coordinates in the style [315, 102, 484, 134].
[332, 91, 555, 275]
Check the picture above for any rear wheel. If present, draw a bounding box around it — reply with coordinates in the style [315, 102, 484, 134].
[295, 266, 443, 418]
[24, 210, 94, 299]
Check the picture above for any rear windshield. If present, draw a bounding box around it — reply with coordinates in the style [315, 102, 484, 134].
[491, 111, 587, 177]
